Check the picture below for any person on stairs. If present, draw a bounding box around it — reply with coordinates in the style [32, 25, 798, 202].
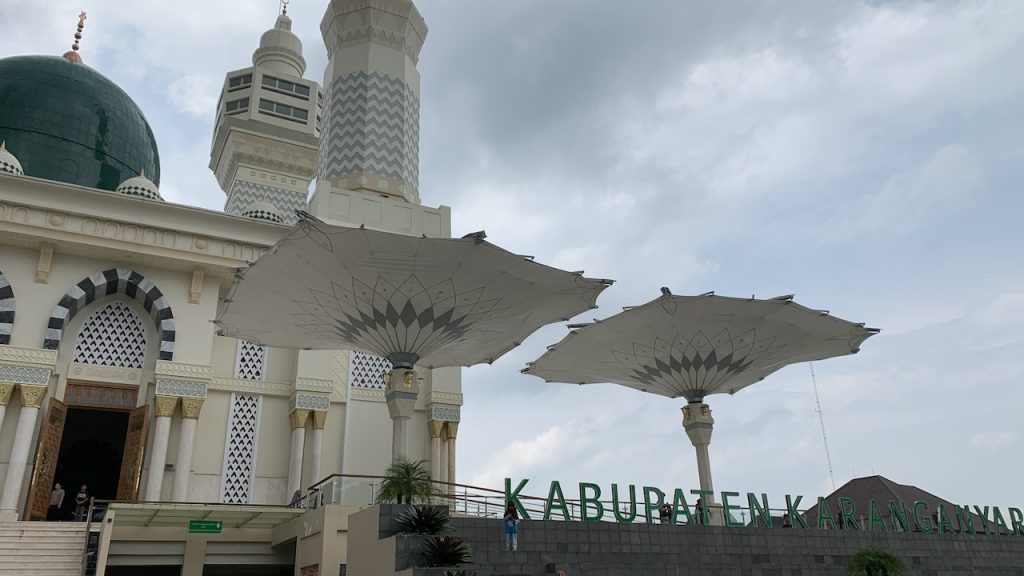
[47, 482, 65, 521]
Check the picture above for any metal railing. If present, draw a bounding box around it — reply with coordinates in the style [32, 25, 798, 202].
[299, 473, 822, 527]
[79, 497, 95, 576]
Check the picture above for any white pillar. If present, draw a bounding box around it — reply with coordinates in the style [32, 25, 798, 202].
[144, 396, 178, 502]
[384, 368, 419, 463]
[445, 422, 459, 496]
[287, 409, 310, 501]
[310, 411, 326, 486]
[0, 383, 14, 437]
[0, 384, 46, 519]
[439, 438, 449, 486]
[683, 401, 721, 525]
[172, 398, 204, 502]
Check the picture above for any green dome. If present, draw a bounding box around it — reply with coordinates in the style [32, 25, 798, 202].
[0, 55, 160, 191]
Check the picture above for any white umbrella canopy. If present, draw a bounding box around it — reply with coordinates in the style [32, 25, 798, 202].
[214, 217, 614, 369]
[523, 290, 879, 401]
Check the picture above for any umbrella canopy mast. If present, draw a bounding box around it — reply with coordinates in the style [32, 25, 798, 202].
[216, 216, 613, 463]
[524, 289, 878, 523]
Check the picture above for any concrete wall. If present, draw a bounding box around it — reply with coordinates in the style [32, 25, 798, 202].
[450, 517, 1024, 576]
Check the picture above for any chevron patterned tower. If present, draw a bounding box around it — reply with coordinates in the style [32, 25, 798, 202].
[317, 0, 427, 205]
[210, 8, 323, 225]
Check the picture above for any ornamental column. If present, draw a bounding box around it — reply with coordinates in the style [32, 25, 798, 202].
[309, 411, 327, 486]
[0, 382, 14, 436]
[171, 398, 204, 502]
[385, 368, 419, 463]
[0, 384, 47, 518]
[427, 421, 444, 486]
[683, 401, 722, 524]
[287, 409, 310, 501]
[444, 422, 458, 497]
[144, 395, 178, 501]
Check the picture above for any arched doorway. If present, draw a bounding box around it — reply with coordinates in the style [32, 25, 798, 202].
[26, 298, 156, 520]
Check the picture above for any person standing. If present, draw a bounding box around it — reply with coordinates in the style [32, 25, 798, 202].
[74, 484, 91, 522]
[694, 499, 704, 526]
[503, 500, 520, 552]
[659, 502, 673, 524]
[47, 482, 65, 521]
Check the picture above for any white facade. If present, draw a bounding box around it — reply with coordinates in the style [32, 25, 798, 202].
[0, 0, 461, 523]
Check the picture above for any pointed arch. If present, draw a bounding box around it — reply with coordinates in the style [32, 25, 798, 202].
[0, 269, 12, 345]
[43, 268, 175, 360]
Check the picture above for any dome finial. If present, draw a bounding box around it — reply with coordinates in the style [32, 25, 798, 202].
[281, 0, 289, 15]
[63, 11, 87, 63]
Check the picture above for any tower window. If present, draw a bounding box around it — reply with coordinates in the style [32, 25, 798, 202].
[258, 99, 309, 123]
[228, 73, 253, 91]
[262, 75, 311, 99]
[225, 97, 250, 114]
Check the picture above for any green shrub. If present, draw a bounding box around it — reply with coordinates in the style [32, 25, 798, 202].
[848, 547, 905, 576]
[375, 459, 435, 504]
[421, 535, 472, 567]
[396, 505, 449, 535]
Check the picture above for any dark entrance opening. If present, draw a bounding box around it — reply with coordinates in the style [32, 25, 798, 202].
[54, 407, 130, 518]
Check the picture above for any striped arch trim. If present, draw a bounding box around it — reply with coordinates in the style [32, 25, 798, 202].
[0, 270, 12, 345]
[43, 268, 175, 360]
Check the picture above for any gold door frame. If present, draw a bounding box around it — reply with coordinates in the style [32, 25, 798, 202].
[25, 398, 68, 520]
[116, 405, 149, 501]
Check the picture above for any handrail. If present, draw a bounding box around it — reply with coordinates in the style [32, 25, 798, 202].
[79, 496, 95, 576]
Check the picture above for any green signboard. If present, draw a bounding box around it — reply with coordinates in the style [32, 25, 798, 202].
[188, 520, 223, 534]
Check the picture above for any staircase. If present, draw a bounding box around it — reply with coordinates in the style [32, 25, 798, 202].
[0, 521, 87, 575]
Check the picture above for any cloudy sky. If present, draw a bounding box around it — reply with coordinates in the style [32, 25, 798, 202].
[3, 0, 1023, 512]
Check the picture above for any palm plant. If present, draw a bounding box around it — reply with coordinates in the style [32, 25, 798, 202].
[848, 548, 905, 576]
[422, 535, 472, 567]
[375, 459, 435, 505]
[396, 505, 449, 535]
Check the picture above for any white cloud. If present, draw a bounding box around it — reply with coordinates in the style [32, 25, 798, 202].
[978, 292, 1024, 327]
[970, 431, 1018, 451]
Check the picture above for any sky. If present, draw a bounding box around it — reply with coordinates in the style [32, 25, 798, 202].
[2, 0, 1023, 512]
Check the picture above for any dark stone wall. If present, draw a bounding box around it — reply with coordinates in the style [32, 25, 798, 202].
[450, 517, 1024, 576]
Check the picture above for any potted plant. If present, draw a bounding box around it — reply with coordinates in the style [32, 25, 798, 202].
[848, 547, 906, 576]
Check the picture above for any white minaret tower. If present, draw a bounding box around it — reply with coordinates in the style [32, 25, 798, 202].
[313, 0, 427, 206]
[210, 5, 322, 225]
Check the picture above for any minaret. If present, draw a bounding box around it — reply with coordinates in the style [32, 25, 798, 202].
[314, 0, 427, 205]
[210, 6, 322, 225]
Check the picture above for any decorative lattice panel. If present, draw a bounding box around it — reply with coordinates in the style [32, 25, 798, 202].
[348, 351, 392, 389]
[235, 340, 267, 380]
[220, 393, 261, 504]
[72, 301, 147, 368]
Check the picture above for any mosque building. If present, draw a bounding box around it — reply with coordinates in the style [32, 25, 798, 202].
[0, 0, 461, 561]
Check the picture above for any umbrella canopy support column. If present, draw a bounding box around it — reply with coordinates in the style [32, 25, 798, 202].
[683, 401, 723, 525]
[385, 366, 420, 463]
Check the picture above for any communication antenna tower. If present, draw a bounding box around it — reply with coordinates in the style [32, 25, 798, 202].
[810, 362, 837, 491]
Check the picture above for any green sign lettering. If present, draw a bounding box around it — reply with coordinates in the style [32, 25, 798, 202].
[889, 500, 910, 532]
[544, 480, 570, 521]
[786, 495, 809, 529]
[612, 484, 638, 523]
[505, 478, 531, 520]
[643, 486, 665, 524]
[579, 482, 603, 523]
[721, 492, 743, 528]
[913, 500, 933, 533]
[868, 499, 886, 532]
[747, 493, 772, 528]
[1008, 507, 1023, 535]
[956, 505, 976, 534]
[671, 489, 694, 524]
[816, 497, 837, 530]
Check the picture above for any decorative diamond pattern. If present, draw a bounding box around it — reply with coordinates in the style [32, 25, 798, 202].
[0, 270, 13, 345]
[72, 302, 147, 368]
[220, 393, 261, 504]
[348, 351, 392, 389]
[235, 340, 267, 381]
[0, 365, 50, 385]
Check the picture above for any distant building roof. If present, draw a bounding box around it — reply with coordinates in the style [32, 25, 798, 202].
[802, 475, 985, 533]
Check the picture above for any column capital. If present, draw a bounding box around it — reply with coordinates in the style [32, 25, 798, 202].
[181, 397, 205, 420]
[154, 395, 179, 417]
[19, 384, 47, 408]
[0, 382, 14, 406]
[444, 421, 459, 440]
[290, 408, 311, 430]
[312, 410, 327, 430]
[428, 420, 445, 439]
[682, 402, 714, 447]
